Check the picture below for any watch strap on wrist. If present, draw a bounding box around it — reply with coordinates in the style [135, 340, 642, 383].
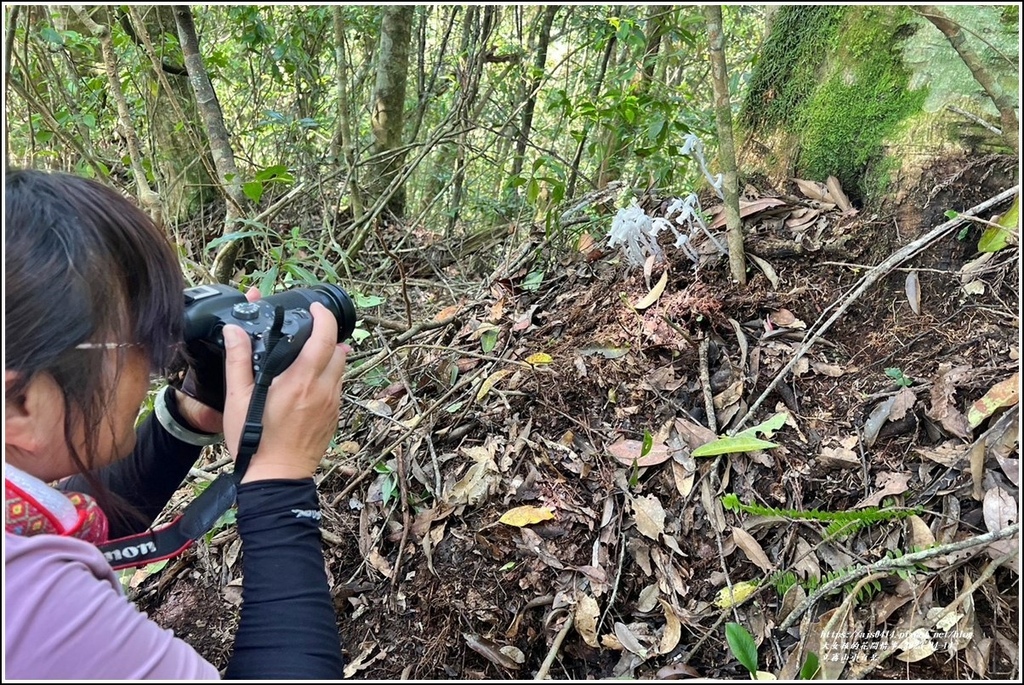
[154, 385, 223, 447]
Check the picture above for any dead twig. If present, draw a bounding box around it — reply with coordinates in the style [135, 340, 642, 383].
[699, 337, 717, 433]
[779, 522, 1020, 632]
[848, 547, 1017, 678]
[535, 611, 574, 680]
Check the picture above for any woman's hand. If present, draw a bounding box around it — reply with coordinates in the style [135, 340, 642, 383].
[173, 287, 261, 434]
[221, 301, 350, 483]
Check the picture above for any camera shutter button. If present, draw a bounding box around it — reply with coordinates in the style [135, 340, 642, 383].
[232, 302, 260, 321]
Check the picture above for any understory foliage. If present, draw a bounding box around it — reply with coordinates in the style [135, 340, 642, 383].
[3, 4, 766, 278]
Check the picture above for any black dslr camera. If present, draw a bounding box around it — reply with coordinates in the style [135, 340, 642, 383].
[180, 283, 356, 410]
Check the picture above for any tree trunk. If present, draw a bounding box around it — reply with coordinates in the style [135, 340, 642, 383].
[916, 5, 1018, 154]
[509, 6, 558, 182]
[173, 5, 248, 283]
[704, 5, 746, 286]
[73, 6, 161, 222]
[332, 6, 362, 222]
[124, 6, 214, 224]
[566, 8, 619, 199]
[740, 5, 1016, 205]
[367, 5, 414, 217]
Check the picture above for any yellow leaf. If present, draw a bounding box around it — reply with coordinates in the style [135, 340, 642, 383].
[526, 352, 553, 366]
[967, 372, 1019, 427]
[476, 369, 511, 402]
[499, 505, 555, 527]
[633, 269, 669, 310]
[714, 580, 759, 609]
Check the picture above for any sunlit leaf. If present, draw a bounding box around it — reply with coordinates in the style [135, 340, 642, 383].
[498, 505, 555, 527]
[978, 193, 1018, 253]
[692, 435, 778, 457]
[476, 369, 511, 402]
[967, 372, 1019, 427]
[716, 581, 759, 610]
[633, 269, 668, 310]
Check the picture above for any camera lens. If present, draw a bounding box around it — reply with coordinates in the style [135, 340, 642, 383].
[309, 284, 357, 342]
[260, 284, 357, 342]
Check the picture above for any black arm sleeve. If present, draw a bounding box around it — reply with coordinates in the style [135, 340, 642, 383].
[225, 479, 345, 680]
[58, 390, 206, 538]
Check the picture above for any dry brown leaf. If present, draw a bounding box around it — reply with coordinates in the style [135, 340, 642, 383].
[674, 415, 719, 451]
[709, 197, 788, 228]
[778, 582, 806, 625]
[368, 548, 393, 579]
[613, 622, 649, 657]
[914, 441, 964, 467]
[794, 178, 830, 202]
[889, 387, 918, 421]
[927, 364, 973, 439]
[731, 526, 775, 573]
[856, 471, 911, 508]
[434, 302, 463, 321]
[748, 253, 780, 289]
[634, 269, 669, 311]
[906, 514, 936, 552]
[952, 572, 976, 650]
[575, 594, 601, 648]
[793, 537, 821, 582]
[636, 583, 660, 613]
[632, 494, 667, 541]
[464, 633, 521, 670]
[810, 360, 844, 377]
[966, 636, 992, 677]
[671, 460, 695, 498]
[982, 486, 1019, 574]
[655, 663, 701, 679]
[818, 440, 860, 470]
[657, 599, 682, 655]
[811, 607, 851, 679]
[895, 628, 937, 662]
[825, 175, 856, 214]
[905, 271, 921, 315]
[863, 395, 898, 448]
[607, 438, 673, 467]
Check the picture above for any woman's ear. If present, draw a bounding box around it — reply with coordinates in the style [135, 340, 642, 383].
[5, 370, 65, 463]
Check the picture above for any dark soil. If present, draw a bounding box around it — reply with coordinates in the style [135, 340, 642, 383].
[132, 152, 1020, 680]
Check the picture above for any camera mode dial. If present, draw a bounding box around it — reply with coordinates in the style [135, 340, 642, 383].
[232, 302, 261, 321]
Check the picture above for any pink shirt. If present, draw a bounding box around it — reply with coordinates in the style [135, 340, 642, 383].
[4, 531, 220, 679]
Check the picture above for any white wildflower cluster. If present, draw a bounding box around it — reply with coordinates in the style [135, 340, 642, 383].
[606, 134, 727, 268]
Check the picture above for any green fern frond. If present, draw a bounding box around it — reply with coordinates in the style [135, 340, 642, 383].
[722, 493, 919, 539]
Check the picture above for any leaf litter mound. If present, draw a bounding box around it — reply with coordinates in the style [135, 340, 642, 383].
[133, 152, 1019, 680]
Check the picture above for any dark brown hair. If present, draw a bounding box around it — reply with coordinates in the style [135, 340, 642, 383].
[5, 169, 185, 523]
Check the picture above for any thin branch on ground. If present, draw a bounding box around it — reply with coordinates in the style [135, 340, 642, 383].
[779, 523, 1020, 632]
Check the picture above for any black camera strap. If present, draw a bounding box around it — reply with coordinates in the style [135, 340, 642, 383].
[99, 307, 291, 571]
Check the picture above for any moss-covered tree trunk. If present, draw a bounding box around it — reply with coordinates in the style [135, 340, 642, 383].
[739, 5, 1018, 206]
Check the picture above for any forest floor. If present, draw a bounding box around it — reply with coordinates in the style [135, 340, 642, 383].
[132, 151, 1019, 681]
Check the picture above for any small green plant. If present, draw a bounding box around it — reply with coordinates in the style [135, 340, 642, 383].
[884, 367, 914, 387]
[722, 493, 920, 541]
[726, 621, 820, 679]
[373, 460, 398, 506]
